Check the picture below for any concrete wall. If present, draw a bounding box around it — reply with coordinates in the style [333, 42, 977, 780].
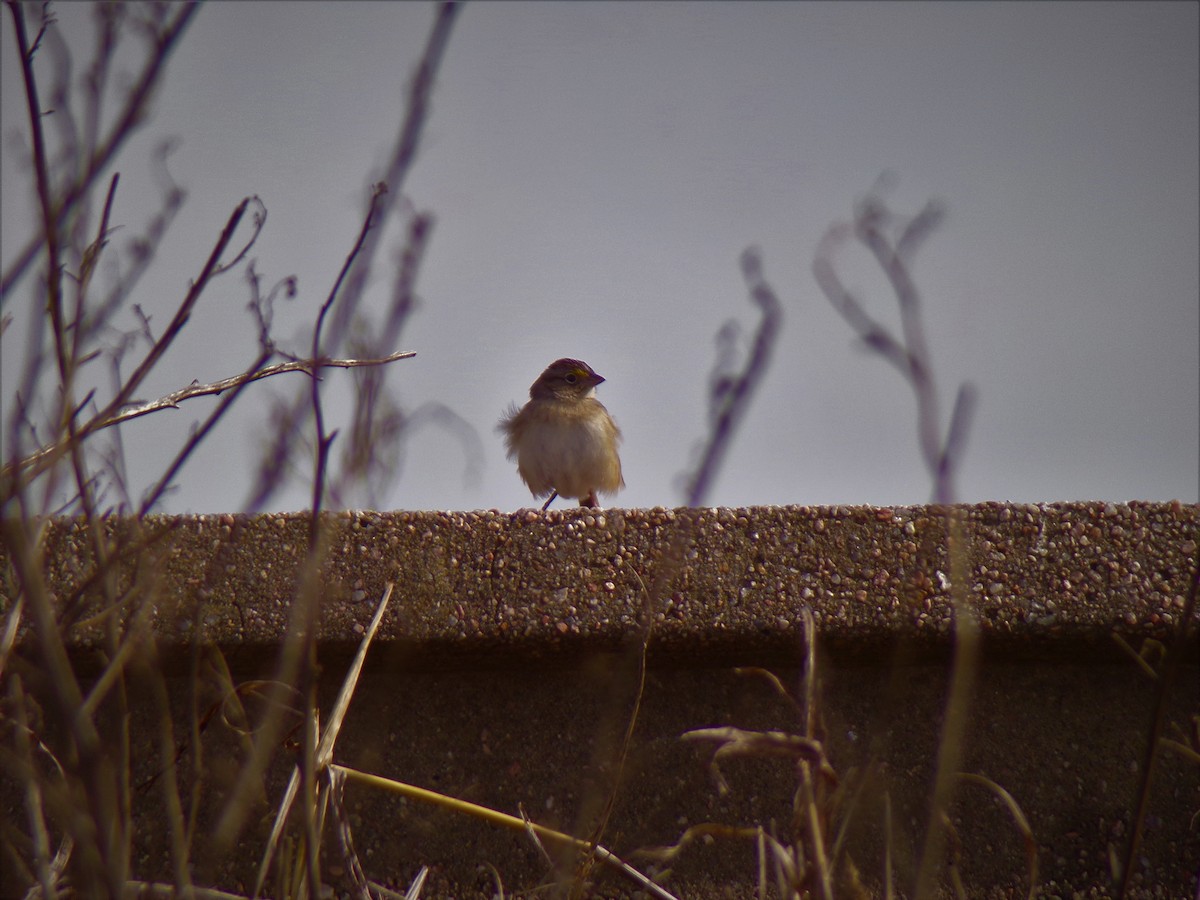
[3, 502, 1197, 897]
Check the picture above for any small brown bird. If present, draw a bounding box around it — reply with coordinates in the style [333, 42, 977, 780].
[499, 358, 624, 509]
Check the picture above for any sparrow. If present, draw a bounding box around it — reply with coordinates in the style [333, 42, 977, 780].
[499, 358, 624, 509]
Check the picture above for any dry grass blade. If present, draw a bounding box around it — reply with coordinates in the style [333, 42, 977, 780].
[571, 563, 654, 897]
[799, 608, 819, 739]
[0, 591, 24, 679]
[327, 766, 371, 899]
[765, 829, 800, 891]
[251, 724, 306, 893]
[681, 726, 836, 795]
[732, 666, 802, 712]
[638, 821, 763, 866]
[11, 674, 73, 900]
[403, 865, 430, 900]
[1159, 737, 1200, 765]
[319, 583, 394, 765]
[252, 583, 394, 897]
[756, 825, 767, 900]
[518, 803, 556, 868]
[798, 760, 834, 900]
[956, 772, 1039, 899]
[333, 765, 682, 900]
[1109, 632, 1161, 680]
[480, 862, 504, 900]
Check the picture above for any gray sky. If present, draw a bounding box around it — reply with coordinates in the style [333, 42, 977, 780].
[3, 1, 1198, 513]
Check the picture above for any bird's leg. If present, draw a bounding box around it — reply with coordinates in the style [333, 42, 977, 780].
[580, 491, 599, 508]
[541, 491, 559, 511]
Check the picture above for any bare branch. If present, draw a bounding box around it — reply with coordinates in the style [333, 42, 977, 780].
[104, 197, 264, 423]
[308, 183, 389, 542]
[4, 351, 416, 487]
[326, 1, 460, 346]
[1, 195, 263, 502]
[332, 212, 448, 507]
[138, 349, 275, 516]
[683, 246, 783, 507]
[1, 3, 199, 302]
[813, 190, 974, 504]
[246, 4, 460, 514]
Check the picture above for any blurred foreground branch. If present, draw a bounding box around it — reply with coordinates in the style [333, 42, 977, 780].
[813, 193, 976, 503]
[683, 246, 783, 507]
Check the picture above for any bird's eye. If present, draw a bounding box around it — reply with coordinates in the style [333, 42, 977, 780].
[564, 373, 578, 384]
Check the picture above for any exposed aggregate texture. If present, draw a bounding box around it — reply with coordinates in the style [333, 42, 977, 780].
[10, 501, 1197, 659]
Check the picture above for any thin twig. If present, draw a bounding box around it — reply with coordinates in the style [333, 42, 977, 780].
[137, 349, 275, 515]
[4, 348, 413, 488]
[0, 197, 263, 508]
[333, 212, 437, 507]
[1, 3, 198, 302]
[70, 172, 120, 361]
[111, 197, 262, 417]
[9, 0, 102, 532]
[308, 183, 388, 540]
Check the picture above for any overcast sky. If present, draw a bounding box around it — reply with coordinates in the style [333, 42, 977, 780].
[3, 1, 1197, 513]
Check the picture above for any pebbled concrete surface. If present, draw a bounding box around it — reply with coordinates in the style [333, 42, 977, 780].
[25, 501, 1197, 658]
